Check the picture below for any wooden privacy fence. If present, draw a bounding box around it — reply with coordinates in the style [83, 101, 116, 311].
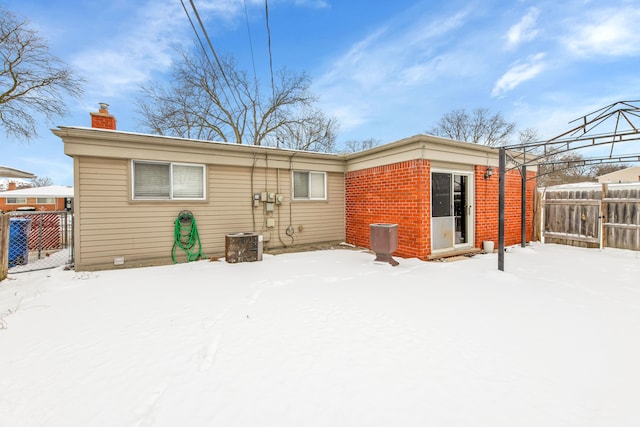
[540, 183, 640, 251]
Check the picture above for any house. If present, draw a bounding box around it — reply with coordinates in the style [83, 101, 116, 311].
[53, 105, 535, 271]
[0, 184, 73, 213]
[345, 137, 536, 260]
[0, 165, 35, 180]
[597, 166, 640, 183]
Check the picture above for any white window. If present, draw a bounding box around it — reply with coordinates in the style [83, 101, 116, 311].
[6, 197, 27, 204]
[36, 197, 55, 204]
[293, 171, 326, 200]
[133, 161, 205, 200]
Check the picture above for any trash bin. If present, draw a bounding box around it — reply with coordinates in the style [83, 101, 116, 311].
[370, 223, 399, 266]
[9, 217, 32, 267]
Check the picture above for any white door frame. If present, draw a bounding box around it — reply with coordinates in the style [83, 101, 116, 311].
[430, 169, 475, 253]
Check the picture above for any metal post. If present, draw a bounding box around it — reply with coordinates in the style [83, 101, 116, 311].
[521, 164, 527, 248]
[498, 147, 505, 271]
[63, 211, 68, 249]
[600, 183, 607, 250]
[0, 214, 9, 281]
[70, 213, 75, 264]
[38, 213, 43, 260]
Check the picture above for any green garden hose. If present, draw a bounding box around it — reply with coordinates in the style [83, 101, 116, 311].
[172, 210, 204, 263]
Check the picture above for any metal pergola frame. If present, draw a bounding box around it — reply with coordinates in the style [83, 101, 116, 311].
[495, 100, 640, 271]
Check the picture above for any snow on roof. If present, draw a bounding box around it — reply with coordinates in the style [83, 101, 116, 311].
[0, 178, 29, 187]
[0, 185, 74, 198]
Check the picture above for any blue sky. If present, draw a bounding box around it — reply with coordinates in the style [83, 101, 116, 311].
[3, 0, 640, 185]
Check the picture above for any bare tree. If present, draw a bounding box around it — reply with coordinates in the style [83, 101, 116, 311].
[275, 107, 338, 152]
[561, 153, 592, 182]
[537, 152, 594, 186]
[518, 128, 540, 145]
[428, 108, 516, 146]
[342, 138, 381, 153]
[137, 48, 337, 152]
[589, 163, 627, 179]
[0, 8, 84, 140]
[3, 179, 31, 189]
[31, 176, 53, 187]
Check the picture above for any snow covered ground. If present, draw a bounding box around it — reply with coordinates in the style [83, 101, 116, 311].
[1, 243, 639, 427]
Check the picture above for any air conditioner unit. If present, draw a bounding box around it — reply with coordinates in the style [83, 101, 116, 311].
[225, 232, 263, 263]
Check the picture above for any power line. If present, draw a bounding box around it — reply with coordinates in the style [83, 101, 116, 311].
[243, 0, 259, 87]
[179, 0, 233, 111]
[264, 0, 276, 100]
[182, 0, 246, 118]
[264, 0, 278, 147]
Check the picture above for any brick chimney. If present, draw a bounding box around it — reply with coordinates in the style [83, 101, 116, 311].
[8, 182, 16, 191]
[90, 102, 116, 130]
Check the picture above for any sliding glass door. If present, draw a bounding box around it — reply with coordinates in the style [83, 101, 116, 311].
[431, 171, 473, 251]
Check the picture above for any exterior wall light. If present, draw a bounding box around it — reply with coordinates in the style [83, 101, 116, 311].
[484, 166, 493, 179]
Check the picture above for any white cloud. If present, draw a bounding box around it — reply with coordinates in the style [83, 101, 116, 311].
[319, 27, 389, 88]
[563, 7, 640, 57]
[491, 52, 547, 97]
[72, 0, 187, 98]
[315, 8, 473, 130]
[399, 51, 480, 86]
[403, 9, 469, 47]
[71, 0, 335, 99]
[195, 0, 329, 15]
[294, 0, 330, 8]
[505, 7, 540, 49]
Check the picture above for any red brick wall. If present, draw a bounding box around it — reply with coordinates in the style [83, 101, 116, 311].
[474, 166, 537, 248]
[0, 197, 66, 213]
[346, 161, 537, 260]
[346, 159, 431, 259]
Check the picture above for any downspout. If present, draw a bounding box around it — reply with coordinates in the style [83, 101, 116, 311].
[263, 152, 268, 235]
[286, 152, 297, 243]
[251, 153, 257, 232]
[276, 167, 288, 248]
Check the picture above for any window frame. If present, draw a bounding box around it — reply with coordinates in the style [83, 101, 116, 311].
[292, 170, 327, 201]
[36, 197, 55, 204]
[132, 160, 206, 201]
[6, 197, 27, 204]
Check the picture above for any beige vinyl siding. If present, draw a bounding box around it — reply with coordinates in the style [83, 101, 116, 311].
[76, 157, 180, 268]
[288, 171, 345, 245]
[207, 166, 344, 254]
[75, 157, 345, 270]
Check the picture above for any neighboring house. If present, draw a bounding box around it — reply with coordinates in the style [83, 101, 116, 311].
[597, 166, 640, 183]
[53, 105, 535, 271]
[0, 184, 73, 213]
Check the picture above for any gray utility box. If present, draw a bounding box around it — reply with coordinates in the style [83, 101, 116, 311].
[370, 223, 399, 266]
[225, 232, 263, 263]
